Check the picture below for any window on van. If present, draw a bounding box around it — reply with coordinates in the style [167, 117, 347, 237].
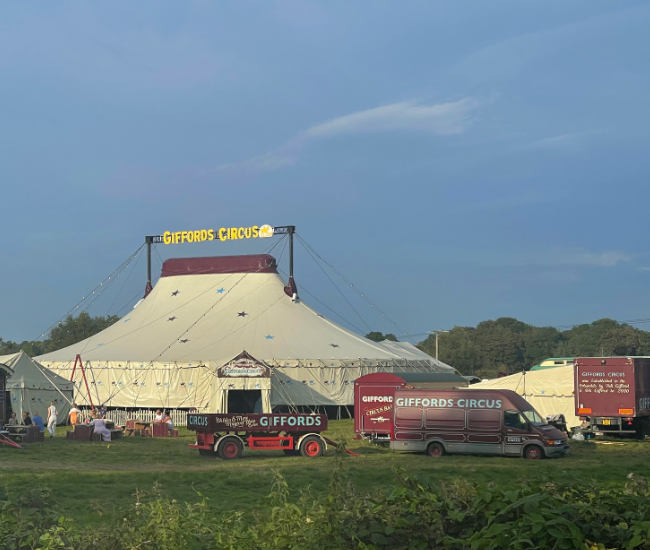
[503, 410, 527, 430]
[522, 409, 546, 427]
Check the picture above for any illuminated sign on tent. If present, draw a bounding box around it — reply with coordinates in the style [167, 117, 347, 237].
[160, 224, 274, 245]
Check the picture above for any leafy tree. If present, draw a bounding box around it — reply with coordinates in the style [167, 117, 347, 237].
[46, 312, 119, 352]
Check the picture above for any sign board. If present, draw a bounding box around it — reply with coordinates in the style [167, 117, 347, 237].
[217, 351, 270, 378]
[160, 224, 274, 245]
[187, 413, 327, 433]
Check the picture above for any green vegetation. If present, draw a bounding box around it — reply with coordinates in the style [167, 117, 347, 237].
[1, 421, 649, 549]
[0, 313, 119, 356]
[417, 317, 650, 378]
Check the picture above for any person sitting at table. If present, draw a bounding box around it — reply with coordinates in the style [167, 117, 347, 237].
[154, 409, 164, 422]
[91, 415, 112, 442]
[6, 412, 17, 426]
[22, 411, 33, 426]
[163, 411, 174, 431]
[32, 412, 45, 433]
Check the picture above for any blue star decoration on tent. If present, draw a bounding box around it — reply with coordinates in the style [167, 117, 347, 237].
[171, 290, 180, 296]
[123, 318, 131, 323]
[238, 311, 248, 317]
[168, 316, 176, 321]
[265, 334, 274, 339]
[216, 288, 225, 294]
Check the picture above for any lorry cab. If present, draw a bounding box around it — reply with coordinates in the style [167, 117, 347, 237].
[390, 388, 569, 459]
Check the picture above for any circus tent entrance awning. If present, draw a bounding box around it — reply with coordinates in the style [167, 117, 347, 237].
[215, 351, 271, 413]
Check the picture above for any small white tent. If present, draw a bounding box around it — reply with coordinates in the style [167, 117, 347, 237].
[470, 366, 578, 427]
[0, 351, 74, 421]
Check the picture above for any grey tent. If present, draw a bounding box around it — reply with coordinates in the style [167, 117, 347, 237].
[0, 351, 73, 422]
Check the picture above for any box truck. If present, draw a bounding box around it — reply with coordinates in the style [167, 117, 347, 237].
[574, 357, 650, 437]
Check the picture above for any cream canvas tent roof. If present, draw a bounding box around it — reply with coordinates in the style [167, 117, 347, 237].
[38, 254, 462, 411]
[0, 351, 73, 420]
[470, 365, 578, 427]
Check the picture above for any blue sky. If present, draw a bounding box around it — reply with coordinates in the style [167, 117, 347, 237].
[1, 1, 650, 343]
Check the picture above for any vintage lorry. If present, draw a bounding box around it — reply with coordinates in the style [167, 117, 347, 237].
[187, 412, 328, 459]
[574, 357, 650, 437]
[354, 374, 569, 459]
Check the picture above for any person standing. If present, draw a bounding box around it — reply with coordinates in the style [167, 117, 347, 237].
[47, 401, 57, 438]
[68, 404, 81, 425]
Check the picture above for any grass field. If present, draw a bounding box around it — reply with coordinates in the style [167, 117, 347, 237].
[1, 420, 648, 529]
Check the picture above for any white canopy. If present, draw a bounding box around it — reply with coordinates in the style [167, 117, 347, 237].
[0, 351, 73, 421]
[38, 254, 462, 411]
[470, 366, 578, 427]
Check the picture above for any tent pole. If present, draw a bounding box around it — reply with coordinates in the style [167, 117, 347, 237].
[144, 235, 154, 298]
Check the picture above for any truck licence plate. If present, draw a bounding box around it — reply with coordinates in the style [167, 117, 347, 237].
[602, 419, 611, 425]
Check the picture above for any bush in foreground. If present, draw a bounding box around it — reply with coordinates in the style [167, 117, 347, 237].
[1, 461, 649, 550]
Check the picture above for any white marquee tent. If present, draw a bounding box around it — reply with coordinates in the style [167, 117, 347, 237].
[38, 254, 464, 413]
[470, 365, 578, 427]
[0, 350, 73, 421]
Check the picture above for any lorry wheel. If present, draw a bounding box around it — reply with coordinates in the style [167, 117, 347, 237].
[426, 442, 444, 457]
[524, 445, 542, 460]
[299, 435, 324, 457]
[218, 437, 243, 460]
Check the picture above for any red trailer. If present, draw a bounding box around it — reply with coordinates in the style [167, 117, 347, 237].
[187, 413, 328, 459]
[574, 357, 650, 437]
[354, 373, 407, 442]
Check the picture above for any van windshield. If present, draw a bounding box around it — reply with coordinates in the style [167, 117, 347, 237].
[522, 409, 546, 427]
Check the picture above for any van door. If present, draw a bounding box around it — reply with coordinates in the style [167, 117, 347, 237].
[503, 410, 529, 456]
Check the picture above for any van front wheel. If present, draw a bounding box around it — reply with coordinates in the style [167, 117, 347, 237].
[426, 442, 444, 457]
[524, 445, 543, 460]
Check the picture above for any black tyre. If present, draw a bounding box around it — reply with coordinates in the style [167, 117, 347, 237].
[299, 435, 324, 457]
[218, 436, 243, 460]
[426, 442, 445, 457]
[524, 445, 543, 460]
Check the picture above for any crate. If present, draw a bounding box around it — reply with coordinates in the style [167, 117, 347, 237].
[152, 423, 168, 437]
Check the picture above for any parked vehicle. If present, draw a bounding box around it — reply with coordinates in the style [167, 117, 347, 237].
[574, 357, 650, 437]
[187, 413, 328, 459]
[354, 376, 569, 459]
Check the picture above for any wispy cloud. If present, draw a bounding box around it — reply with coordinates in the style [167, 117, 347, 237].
[555, 250, 632, 268]
[212, 98, 479, 175]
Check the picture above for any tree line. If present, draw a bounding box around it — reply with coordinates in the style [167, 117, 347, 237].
[368, 317, 650, 379]
[0, 312, 119, 357]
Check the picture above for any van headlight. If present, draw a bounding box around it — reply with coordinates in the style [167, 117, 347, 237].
[545, 439, 565, 446]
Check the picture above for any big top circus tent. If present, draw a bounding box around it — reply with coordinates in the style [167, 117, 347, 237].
[37, 253, 464, 414]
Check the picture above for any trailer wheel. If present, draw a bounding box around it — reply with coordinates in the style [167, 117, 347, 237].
[299, 435, 324, 457]
[524, 445, 543, 460]
[426, 442, 445, 457]
[218, 437, 243, 460]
